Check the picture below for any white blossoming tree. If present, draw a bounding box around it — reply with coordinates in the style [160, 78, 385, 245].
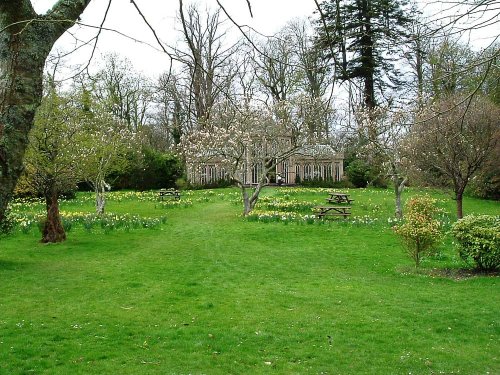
[79, 104, 137, 215]
[181, 99, 316, 215]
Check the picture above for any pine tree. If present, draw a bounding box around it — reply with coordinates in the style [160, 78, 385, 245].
[315, 0, 413, 109]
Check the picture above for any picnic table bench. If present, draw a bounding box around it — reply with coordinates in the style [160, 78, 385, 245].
[314, 206, 351, 218]
[158, 188, 181, 201]
[326, 192, 354, 204]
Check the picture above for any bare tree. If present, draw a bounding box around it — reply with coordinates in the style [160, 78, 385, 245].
[287, 19, 330, 99]
[420, 1, 500, 106]
[252, 31, 301, 104]
[88, 54, 154, 132]
[177, 4, 237, 127]
[426, 37, 476, 100]
[154, 71, 189, 149]
[286, 19, 333, 138]
[404, 14, 432, 108]
[410, 95, 499, 219]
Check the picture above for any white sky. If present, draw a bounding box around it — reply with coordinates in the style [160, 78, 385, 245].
[32, 0, 317, 78]
[31, 0, 499, 80]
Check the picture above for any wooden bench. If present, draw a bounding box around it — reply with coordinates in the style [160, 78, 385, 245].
[159, 188, 181, 201]
[326, 197, 355, 204]
[314, 206, 351, 218]
[326, 192, 354, 204]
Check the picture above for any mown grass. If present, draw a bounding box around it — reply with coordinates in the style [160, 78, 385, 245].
[0, 187, 499, 374]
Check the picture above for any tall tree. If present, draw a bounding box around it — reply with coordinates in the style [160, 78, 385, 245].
[404, 15, 430, 108]
[176, 4, 237, 127]
[410, 95, 499, 219]
[315, 0, 412, 109]
[154, 71, 189, 149]
[253, 31, 300, 104]
[89, 54, 154, 132]
[287, 20, 333, 138]
[0, 0, 91, 226]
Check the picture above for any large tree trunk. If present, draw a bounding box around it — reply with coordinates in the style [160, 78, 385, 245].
[0, 0, 91, 226]
[41, 186, 66, 243]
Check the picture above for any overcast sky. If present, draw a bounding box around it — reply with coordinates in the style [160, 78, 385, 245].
[32, 0, 499, 80]
[32, 0, 317, 79]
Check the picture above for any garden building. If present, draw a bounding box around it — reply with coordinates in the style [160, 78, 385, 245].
[187, 144, 344, 186]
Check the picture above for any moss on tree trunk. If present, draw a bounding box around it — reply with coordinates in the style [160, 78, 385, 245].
[0, 0, 91, 226]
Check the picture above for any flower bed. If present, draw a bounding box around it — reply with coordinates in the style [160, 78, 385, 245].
[10, 211, 167, 234]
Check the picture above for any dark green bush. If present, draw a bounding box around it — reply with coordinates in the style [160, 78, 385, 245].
[345, 160, 371, 188]
[113, 148, 183, 190]
[451, 215, 500, 271]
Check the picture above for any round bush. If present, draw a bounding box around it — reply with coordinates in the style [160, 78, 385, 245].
[451, 215, 500, 271]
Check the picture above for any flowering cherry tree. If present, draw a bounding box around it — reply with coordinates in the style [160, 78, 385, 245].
[181, 100, 314, 215]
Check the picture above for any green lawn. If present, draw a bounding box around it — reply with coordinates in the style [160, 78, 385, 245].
[1, 188, 499, 374]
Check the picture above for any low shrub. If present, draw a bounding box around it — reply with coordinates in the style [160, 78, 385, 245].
[451, 215, 500, 271]
[393, 196, 442, 267]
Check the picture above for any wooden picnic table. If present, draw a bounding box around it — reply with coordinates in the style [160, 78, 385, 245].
[326, 192, 354, 204]
[314, 206, 351, 218]
[159, 188, 181, 201]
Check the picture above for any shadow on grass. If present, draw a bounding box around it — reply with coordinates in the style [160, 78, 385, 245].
[0, 259, 28, 271]
[397, 265, 499, 280]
